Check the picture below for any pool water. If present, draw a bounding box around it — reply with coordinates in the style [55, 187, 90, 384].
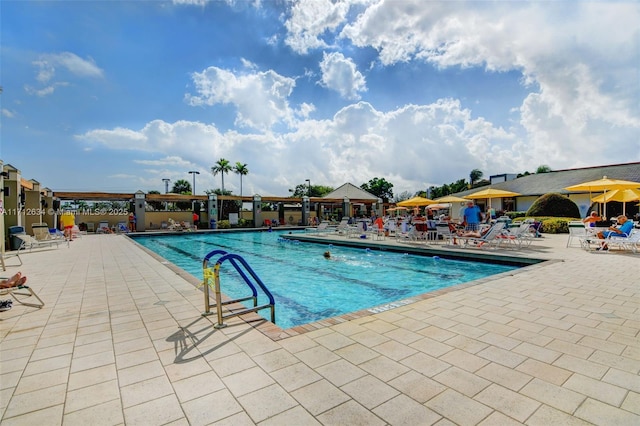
[134, 231, 518, 329]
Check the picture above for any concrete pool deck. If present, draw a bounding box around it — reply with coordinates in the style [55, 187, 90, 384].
[0, 231, 638, 425]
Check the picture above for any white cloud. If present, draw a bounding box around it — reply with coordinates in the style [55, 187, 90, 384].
[185, 66, 300, 131]
[318, 52, 367, 100]
[27, 52, 103, 97]
[284, 0, 351, 54]
[77, 98, 529, 196]
[2, 109, 15, 118]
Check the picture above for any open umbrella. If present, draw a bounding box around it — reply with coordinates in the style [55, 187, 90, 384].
[397, 196, 436, 207]
[463, 188, 521, 209]
[565, 176, 640, 217]
[591, 188, 640, 216]
[433, 195, 468, 203]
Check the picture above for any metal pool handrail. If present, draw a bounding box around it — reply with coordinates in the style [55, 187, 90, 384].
[202, 249, 275, 329]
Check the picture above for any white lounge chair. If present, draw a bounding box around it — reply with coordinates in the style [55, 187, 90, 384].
[456, 222, 507, 249]
[15, 234, 59, 252]
[567, 221, 588, 248]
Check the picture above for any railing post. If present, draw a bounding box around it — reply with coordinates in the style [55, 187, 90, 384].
[213, 263, 228, 329]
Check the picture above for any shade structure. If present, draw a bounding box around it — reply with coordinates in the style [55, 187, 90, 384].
[397, 196, 436, 207]
[565, 176, 640, 217]
[463, 188, 521, 209]
[433, 195, 469, 203]
[591, 188, 640, 216]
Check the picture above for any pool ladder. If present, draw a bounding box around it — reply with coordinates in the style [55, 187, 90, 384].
[202, 250, 275, 329]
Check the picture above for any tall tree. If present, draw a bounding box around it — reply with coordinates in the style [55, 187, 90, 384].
[360, 177, 394, 202]
[469, 169, 483, 187]
[171, 179, 191, 194]
[171, 179, 192, 210]
[211, 158, 232, 192]
[233, 162, 249, 197]
[536, 165, 552, 173]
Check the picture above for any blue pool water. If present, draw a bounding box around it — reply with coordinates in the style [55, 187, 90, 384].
[134, 231, 518, 329]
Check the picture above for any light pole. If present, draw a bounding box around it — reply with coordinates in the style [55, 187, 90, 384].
[305, 179, 311, 197]
[162, 178, 170, 194]
[188, 171, 200, 210]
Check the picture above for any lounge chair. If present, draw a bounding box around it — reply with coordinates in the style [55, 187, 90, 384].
[500, 221, 536, 249]
[32, 223, 55, 242]
[15, 234, 59, 252]
[596, 229, 639, 253]
[116, 222, 129, 233]
[455, 222, 507, 249]
[0, 276, 44, 308]
[306, 221, 331, 234]
[97, 221, 113, 234]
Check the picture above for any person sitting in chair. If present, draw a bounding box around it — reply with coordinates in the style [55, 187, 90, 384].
[596, 215, 633, 250]
[0, 272, 29, 312]
[583, 211, 601, 227]
[0, 272, 28, 289]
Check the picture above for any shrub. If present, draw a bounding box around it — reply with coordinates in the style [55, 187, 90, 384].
[526, 193, 580, 218]
[513, 216, 582, 233]
[217, 220, 231, 229]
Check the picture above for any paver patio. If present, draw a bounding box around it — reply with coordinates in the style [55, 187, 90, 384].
[0, 231, 638, 425]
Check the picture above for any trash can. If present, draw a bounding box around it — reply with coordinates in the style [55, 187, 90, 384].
[8, 226, 25, 251]
[209, 219, 217, 230]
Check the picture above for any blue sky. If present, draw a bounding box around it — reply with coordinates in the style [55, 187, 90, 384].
[2, 0, 639, 198]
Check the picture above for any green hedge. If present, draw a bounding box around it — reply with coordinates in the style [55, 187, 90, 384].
[513, 216, 582, 234]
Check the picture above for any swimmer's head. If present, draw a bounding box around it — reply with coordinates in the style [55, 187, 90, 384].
[323, 251, 331, 259]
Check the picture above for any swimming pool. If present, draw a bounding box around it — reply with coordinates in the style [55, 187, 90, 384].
[133, 231, 519, 329]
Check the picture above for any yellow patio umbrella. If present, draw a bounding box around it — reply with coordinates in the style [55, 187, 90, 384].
[565, 176, 640, 218]
[397, 196, 436, 207]
[385, 206, 408, 216]
[591, 188, 640, 216]
[433, 195, 469, 203]
[463, 188, 521, 209]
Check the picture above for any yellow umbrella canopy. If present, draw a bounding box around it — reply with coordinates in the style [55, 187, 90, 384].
[464, 188, 521, 209]
[591, 188, 640, 203]
[566, 176, 640, 217]
[397, 196, 436, 207]
[565, 176, 640, 192]
[591, 188, 640, 216]
[433, 195, 469, 203]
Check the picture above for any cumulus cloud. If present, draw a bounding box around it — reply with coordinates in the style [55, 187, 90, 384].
[185, 66, 302, 131]
[2, 108, 15, 118]
[284, 0, 351, 54]
[331, 0, 640, 172]
[76, 98, 524, 195]
[318, 52, 367, 100]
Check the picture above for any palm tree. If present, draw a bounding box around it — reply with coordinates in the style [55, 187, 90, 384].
[469, 169, 483, 188]
[233, 162, 249, 197]
[211, 158, 232, 192]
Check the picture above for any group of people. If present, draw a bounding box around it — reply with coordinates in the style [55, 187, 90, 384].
[0, 272, 28, 312]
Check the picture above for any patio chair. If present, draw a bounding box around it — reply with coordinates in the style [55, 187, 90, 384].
[601, 229, 639, 253]
[0, 277, 45, 309]
[567, 221, 588, 248]
[32, 223, 54, 242]
[435, 223, 456, 245]
[306, 221, 331, 234]
[15, 234, 60, 252]
[456, 222, 507, 249]
[97, 221, 113, 234]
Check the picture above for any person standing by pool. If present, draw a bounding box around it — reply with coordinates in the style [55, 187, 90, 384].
[60, 210, 75, 241]
[463, 201, 483, 231]
[192, 211, 199, 230]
